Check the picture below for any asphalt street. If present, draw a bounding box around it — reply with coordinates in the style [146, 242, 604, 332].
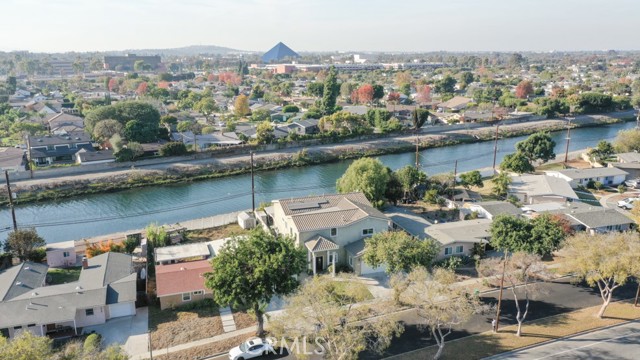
[485, 320, 640, 360]
[208, 278, 638, 360]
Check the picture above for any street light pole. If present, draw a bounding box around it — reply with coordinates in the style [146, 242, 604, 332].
[495, 251, 508, 332]
[492, 124, 500, 171]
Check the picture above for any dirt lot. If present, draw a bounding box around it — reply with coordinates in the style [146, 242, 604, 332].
[186, 223, 249, 243]
[154, 333, 253, 360]
[149, 303, 224, 350]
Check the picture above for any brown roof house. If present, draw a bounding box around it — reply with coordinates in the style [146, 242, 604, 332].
[0, 253, 136, 339]
[269, 193, 391, 276]
[155, 260, 212, 310]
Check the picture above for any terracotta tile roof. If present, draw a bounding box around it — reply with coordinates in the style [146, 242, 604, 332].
[304, 236, 339, 252]
[277, 192, 388, 232]
[155, 260, 211, 297]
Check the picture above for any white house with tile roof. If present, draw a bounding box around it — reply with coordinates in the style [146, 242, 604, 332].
[270, 192, 391, 275]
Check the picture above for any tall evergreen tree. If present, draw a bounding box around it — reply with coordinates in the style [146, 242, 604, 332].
[321, 66, 339, 115]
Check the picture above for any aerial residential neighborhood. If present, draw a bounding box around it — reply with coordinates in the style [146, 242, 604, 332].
[2, 1, 640, 360]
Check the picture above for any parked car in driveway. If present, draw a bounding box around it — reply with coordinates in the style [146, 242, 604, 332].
[228, 338, 274, 360]
[617, 197, 639, 210]
[624, 179, 640, 188]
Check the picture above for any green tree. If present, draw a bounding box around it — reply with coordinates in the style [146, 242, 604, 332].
[458, 170, 484, 189]
[491, 172, 512, 198]
[160, 115, 178, 126]
[411, 108, 430, 130]
[159, 142, 188, 156]
[515, 132, 556, 164]
[250, 85, 265, 99]
[282, 105, 299, 113]
[250, 109, 271, 122]
[321, 66, 339, 114]
[489, 214, 531, 253]
[363, 231, 438, 274]
[84, 101, 160, 140]
[500, 152, 535, 174]
[528, 213, 566, 256]
[123, 119, 155, 143]
[0, 331, 52, 360]
[306, 82, 324, 97]
[613, 129, 640, 153]
[4, 229, 46, 262]
[205, 228, 306, 336]
[146, 223, 170, 247]
[434, 75, 456, 94]
[459, 72, 474, 89]
[394, 165, 428, 198]
[561, 232, 640, 318]
[234, 94, 250, 117]
[255, 120, 275, 144]
[193, 97, 218, 122]
[92, 119, 123, 142]
[588, 140, 615, 163]
[336, 158, 391, 208]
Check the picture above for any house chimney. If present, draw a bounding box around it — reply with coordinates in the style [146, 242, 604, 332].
[82, 257, 88, 269]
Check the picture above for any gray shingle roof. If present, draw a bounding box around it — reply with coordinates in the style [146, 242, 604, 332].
[424, 219, 492, 246]
[344, 238, 366, 257]
[473, 201, 522, 217]
[567, 209, 634, 229]
[0, 262, 48, 301]
[616, 152, 640, 163]
[509, 175, 578, 199]
[0, 252, 135, 328]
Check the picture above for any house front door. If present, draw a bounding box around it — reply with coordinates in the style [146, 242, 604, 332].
[315, 256, 323, 273]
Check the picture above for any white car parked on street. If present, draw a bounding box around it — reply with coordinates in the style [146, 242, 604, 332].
[228, 337, 274, 360]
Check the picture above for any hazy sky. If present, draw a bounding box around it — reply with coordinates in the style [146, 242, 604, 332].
[2, 0, 639, 53]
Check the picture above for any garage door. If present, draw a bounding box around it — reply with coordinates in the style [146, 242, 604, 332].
[108, 302, 135, 319]
[359, 260, 387, 275]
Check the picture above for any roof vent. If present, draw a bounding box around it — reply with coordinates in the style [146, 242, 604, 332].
[75, 286, 82, 291]
[15, 281, 22, 286]
[24, 266, 30, 270]
[180, 267, 185, 271]
[37, 139, 42, 142]
[75, 137, 80, 140]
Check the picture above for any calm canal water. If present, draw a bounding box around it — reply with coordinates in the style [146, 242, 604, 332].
[2, 121, 636, 243]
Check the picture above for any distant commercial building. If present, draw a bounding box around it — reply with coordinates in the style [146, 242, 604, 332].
[103, 54, 161, 71]
[262, 42, 300, 63]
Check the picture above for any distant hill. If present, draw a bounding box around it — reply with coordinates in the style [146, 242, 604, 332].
[113, 45, 252, 56]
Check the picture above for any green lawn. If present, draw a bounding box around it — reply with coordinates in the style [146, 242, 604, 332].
[47, 267, 82, 285]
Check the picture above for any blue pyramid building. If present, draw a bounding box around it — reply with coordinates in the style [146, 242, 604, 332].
[262, 42, 300, 63]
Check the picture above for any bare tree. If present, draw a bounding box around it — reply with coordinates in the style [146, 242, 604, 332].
[401, 267, 482, 360]
[478, 252, 549, 336]
[268, 274, 403, 360]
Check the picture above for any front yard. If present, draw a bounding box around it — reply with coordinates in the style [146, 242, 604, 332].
[148, 300, 257, 351]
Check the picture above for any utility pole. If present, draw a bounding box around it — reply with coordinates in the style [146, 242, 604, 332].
[415, 142, 420, 169]
[492, 124, 500, 171]
[451, 160, 458, 200]
[5, 170, 17, 231]
[250, 151, 255, 213]
[564, 120, 572, 163]
[495, 251, 508, 332]
[148, 331, 153, 360]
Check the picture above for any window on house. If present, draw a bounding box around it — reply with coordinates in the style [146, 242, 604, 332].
[192, 290, 204, 295]
[444, 247, 453, 256]
[27, 324, 35, 327]
[328, 253, 338, 264]
[63, 251, 70, 257]
[455, 245, 464, 254]
[13, 326, 21, 330]
[182, 292, 191, 302]
[362, 228, 374, 236]
[348, 257, 353, 266]
[330, 228, 337, 237]
[85, 309, 94, 316]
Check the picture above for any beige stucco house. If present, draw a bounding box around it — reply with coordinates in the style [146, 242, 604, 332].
[270, 192, 391, 275]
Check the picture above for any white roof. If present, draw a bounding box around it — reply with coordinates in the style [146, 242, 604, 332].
[510, 175, 578, 199]
[154, 238, 230, 263]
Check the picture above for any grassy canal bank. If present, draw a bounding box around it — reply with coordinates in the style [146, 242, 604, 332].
[5, 116, 632, 206]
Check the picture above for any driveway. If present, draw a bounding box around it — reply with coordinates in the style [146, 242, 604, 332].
[82, 306, 149, 357]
